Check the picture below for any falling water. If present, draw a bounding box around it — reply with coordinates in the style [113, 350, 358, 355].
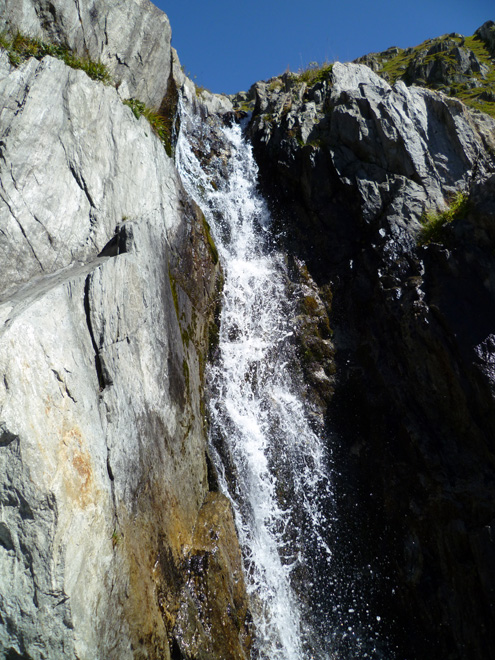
[177, 104, 390, 659]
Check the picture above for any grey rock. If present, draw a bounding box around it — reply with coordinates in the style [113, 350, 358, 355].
[0, 0, 173, 108]
[452, 46, 482, 75]
[0, 10, 248, 660]
[195, 87, 233, 116]
[330, 63, 487, 195]
[180, 76, 233, 120]
[476, 20, 495, 56]
[405, 43, 482, 86]
[0, 55, 174, 299]
[249, 62, 494, 266]
[466, 173, 495, 246]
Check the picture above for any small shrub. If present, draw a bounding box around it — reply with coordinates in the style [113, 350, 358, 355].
[268, 79, 283, 92]
[67, 54, 110, 83]
[0, 33, 10, 51]
[418, 191, 469, 246]
[111, 529, 122, 547]
[195, 84, 211, 97]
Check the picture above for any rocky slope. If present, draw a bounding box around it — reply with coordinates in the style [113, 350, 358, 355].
[0, 2, 248, 659]
[241, 35, 495, 659]
[356, 20, 495, 118]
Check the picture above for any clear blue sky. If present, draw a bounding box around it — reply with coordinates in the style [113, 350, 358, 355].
[154, 0, 493, 95]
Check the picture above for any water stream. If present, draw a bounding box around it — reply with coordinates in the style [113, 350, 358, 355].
[177, 105, 388, 659]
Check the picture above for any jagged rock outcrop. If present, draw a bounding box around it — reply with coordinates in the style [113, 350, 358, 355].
[244, 59, 495, 659]
[477, 20, 495, 56]
[0, 2, 250, 660]
[355, 21, 495, 117]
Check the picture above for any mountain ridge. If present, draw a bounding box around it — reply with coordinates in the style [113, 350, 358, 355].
[230, 20, 495, 121]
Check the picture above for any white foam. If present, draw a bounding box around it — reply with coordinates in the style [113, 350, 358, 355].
[177, 111, 335, 660]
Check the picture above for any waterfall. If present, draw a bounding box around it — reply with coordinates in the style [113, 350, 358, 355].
[176, 104, 389, 660]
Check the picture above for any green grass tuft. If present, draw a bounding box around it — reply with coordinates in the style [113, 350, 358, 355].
[296, 61, 334, 86]
[195, 84, 212, 97]
[123, 98, 173, 156]
[0, 31, 111, 83]
[418, 191, 469, 246]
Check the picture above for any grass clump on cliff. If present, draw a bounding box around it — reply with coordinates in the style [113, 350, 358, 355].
[1, 30, 179, 156]
[123, 98, 174, 156]
[0, 31, 111, 83]
[418, 191, 469, 246]
[296, 61, 334, 85]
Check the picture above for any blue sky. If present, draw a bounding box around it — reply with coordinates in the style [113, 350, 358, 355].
[155, 1, 493, 95]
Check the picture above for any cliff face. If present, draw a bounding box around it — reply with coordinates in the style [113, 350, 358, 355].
[0, 2, 249, 659]
[2, 2, 495, 658]
[0, 0, 173, 107]
[244, 55, 495, 659]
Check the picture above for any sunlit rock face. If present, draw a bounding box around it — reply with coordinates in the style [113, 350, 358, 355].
[0, 2, 250, 659]
[0, 0, 172, 107]
[245, 60, 495, 659]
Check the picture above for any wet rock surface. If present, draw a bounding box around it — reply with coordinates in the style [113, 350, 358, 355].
[245, 60, 495, 659]
[172, 492, 252, 660]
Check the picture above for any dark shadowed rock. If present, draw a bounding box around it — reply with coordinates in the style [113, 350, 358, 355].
[476, 20, 495, 56]
[245, 57, 495, 659]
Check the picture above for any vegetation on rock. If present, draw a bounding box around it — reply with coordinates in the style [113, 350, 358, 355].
[0, 31, 111, 83]
[123, 98, 174, 156]
[0, 31, 178, 157]
[418, 191, 470, 245]
[356, 24, 495, 117]
[295, 60, 334, 85]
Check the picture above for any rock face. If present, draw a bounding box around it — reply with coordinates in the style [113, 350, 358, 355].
[245, 60, 495, 659]
[0, 3, 250, 660]
[0, 0, 173, 107]
[2, 3, 495, 658]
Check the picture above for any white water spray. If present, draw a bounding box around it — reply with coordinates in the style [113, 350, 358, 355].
[177, 105, 388, 659]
